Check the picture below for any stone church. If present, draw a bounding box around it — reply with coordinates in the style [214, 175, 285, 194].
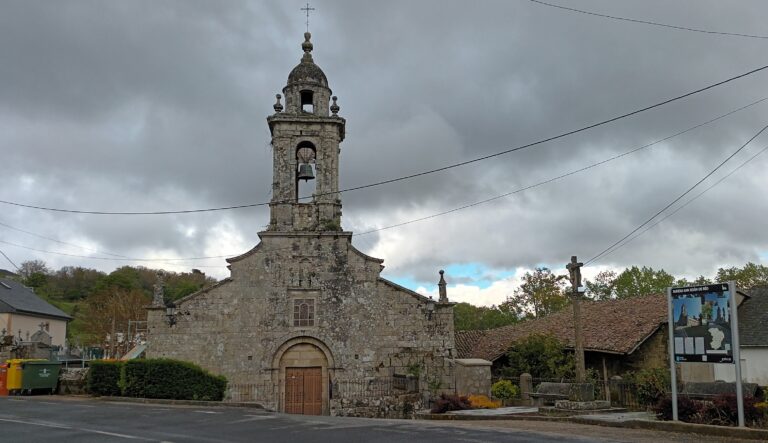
[146, 33, 457, 416]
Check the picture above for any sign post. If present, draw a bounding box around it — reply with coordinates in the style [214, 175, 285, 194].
[667, 282, 744, 427]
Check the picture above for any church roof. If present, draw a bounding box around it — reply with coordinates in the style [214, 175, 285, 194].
[0, 279, 71, 321]
[455, 293, 667, 361]
[286, 32, 328, 88]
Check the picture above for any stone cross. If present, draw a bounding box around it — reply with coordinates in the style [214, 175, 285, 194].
[301, 3, 315, 32]
[566, 255, 583, 294]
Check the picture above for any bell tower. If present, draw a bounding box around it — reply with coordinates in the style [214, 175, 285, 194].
[267, 32, 346, 232]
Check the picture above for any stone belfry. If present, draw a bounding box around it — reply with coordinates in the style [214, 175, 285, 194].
[267, 32, 345, 232]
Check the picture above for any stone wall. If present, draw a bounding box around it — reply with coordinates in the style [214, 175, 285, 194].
[330, 394, 422, 419]
[452, 359, 492, 396]
[146, 231, 455, 416]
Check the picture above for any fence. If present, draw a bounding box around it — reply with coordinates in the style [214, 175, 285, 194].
[227, 376, 419, 403]
[493, 376, 646, 410]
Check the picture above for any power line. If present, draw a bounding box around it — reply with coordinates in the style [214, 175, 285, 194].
[0, 247, 20, 273]
[0, 219, 128, 258]
[4, 96, 765, 266]
[528, 0, 768, 40]
[356, 97, 768, 235]
[2, 64, 768, 216]
[585, 123, 768, 266]
[592, 143, 768, 262]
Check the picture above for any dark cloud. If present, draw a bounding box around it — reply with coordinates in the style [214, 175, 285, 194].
[1, 0, 767, 293]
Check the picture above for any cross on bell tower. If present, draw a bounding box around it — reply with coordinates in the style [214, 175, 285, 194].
[267, 33, 346, 232]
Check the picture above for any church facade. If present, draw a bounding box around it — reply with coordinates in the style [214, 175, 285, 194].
[146, 33, 456, 416]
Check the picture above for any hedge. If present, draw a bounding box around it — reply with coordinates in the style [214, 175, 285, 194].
[121, 359, 227, 401]
[86, 360, 123, 396]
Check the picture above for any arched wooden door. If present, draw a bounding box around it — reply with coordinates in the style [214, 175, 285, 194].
[285, 367, 322, 415]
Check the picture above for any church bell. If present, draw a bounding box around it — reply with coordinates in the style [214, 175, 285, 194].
[298, 163, 315, 181]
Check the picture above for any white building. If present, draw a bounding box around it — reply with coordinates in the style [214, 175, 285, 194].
[0, 279, 71, 349]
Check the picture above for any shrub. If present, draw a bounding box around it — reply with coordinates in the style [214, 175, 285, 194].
[121, 359, 227, 401]
[491, 380, 519, 402]
[703, 394, 760, 426]
[468, 394, 501, 409]
[653, 395, 704, 422]
[502, 334, 574, 379]
[627, 368, 670, 406]
[86, 360, 124, 396]
[430, 394, 471, 413]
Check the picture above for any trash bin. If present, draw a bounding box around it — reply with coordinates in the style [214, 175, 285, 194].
[0, 364, 8, 396]
[20, 361, 62, 395]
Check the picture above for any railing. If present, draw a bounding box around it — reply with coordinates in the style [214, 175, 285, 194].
[227, 382, 278, 403]
[392, 374, 419, 393]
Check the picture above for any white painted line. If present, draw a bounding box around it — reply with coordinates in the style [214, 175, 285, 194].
[0, 418, 154, 441]
[193, 410, 222, 414]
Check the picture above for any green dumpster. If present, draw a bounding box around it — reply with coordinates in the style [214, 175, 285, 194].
[20, 361, 62, 395]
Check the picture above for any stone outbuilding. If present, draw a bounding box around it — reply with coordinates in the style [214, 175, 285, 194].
[146, 33, 456, 417]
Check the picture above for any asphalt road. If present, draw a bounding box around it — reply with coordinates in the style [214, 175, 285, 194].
[0, 396, 615, 443]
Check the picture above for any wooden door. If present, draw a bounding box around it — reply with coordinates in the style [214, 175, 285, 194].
[285, 367, 322, 415]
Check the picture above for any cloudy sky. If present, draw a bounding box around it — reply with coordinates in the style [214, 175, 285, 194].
[2, 0, 767, 306]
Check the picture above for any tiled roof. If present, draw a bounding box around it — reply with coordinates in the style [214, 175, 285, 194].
[456, 293, 667, 361]
[739, 287, 768, 346]
[0, 279, 71, 320]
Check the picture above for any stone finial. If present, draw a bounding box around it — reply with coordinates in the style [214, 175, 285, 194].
[438, 269, 448, 303]
[273, 94, 283, 113]
[330, 96, 339, 116]
[301, 32, 314, 62]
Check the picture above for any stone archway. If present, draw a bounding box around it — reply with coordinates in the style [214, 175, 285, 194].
[273, 337, 333, 415]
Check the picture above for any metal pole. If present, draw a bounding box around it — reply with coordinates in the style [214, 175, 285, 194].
[729, 281, 745, 428]
[666, 287, 678, 422]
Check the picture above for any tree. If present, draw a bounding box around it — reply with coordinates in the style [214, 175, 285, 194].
[18, 259, 49, 279]
[715, 262, 768, 290]
[505, 267, 568, 319]
[613, 266, 675, 299]
[80, 286, 150, 356]
[501, 334, 575, 379]
[453, 302, 517, 331]
[584, 270, 617, 300]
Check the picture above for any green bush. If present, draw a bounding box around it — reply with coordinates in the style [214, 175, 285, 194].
[626, 368, 670, 406]
[86, 360, 124, 396]
[121, 359, 227, 401]
[491, 380, 519, 401]
[502, 334, 575, 379]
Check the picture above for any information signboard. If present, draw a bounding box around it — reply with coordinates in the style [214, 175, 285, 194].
[670, 283, 734, 363]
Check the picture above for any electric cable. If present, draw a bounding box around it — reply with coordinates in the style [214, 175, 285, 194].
[0, 248, 20, 273]
[590, 143, 768, 263]
[585, 123, 768, 266]
[2, 64, 767, 215]
[528, 0, 768, 40]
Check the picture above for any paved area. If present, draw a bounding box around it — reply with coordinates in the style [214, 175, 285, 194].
[445, 406, 539, 416]
[0, 396, 758, 443]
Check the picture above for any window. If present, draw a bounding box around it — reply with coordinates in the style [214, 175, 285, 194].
[293, 298, 315, 327]
[300, 90, 314, 113]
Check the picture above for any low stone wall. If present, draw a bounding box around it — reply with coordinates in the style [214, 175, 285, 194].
[331, 394, 422, 419]
[453, 358, 492, 396]
[58, 368, 89, 395]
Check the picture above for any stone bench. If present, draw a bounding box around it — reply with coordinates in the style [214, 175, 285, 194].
[681, 382, 760, 400]
[530, 382, 594, 406]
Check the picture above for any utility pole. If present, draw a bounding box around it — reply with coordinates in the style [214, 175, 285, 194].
[566, 255, 586, 382]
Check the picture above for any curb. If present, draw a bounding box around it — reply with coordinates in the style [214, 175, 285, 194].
[416, 413, 768, 440]
[95, 396, 269, 410]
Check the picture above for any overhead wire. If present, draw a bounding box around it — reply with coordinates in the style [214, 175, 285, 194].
[585, 123, 768, 266]
[527, 0, 768, 40]
[590, 143, 768, 262]
[2, 64, 768, 215]
[5, 96, 765, 267]
[0, 248, 20, 273]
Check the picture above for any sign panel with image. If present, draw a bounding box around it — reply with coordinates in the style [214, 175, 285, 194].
[670, 283, 733, 363]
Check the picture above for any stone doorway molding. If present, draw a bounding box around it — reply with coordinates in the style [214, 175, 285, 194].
[272, 336, 335, 415]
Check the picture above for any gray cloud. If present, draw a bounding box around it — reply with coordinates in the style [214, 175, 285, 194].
[1, 0, 767, 291]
